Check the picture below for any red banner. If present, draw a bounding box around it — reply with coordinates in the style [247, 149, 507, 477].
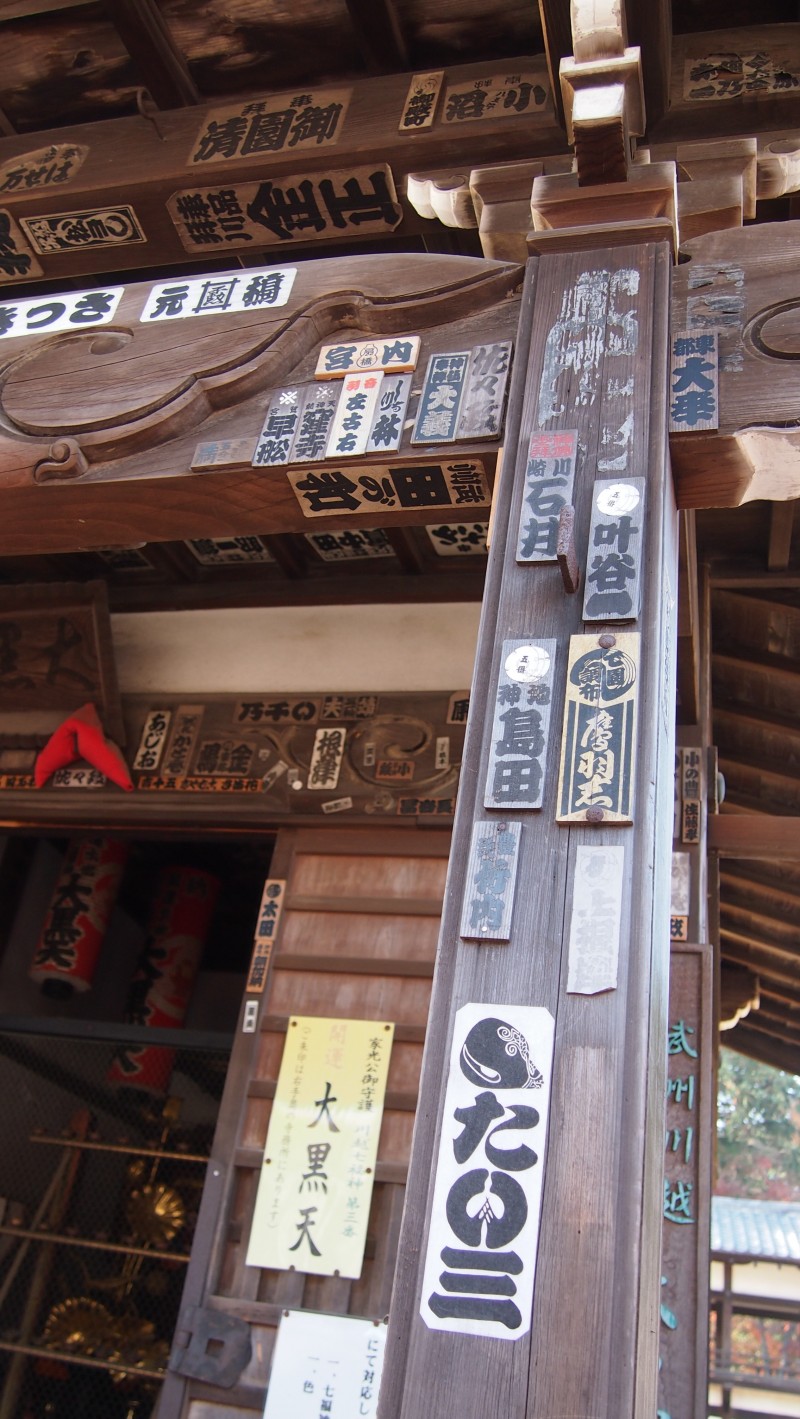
[108, 864, 220, 1094]
[30, 837, 128, 996]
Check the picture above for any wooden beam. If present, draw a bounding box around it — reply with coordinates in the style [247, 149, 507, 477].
[713, 648, 800, 685]
[721, 941, 800, 993]
[721, 930, 800, 974]
[725, 1020, 800, 1075]
[0, 55, 562, 283]
[709, 565, 800, 590]
[102, 0, 200, 109]
[671, 222, 800, 509]
[625, 0, 671, 128]
[720, 896, 800, 944]
[768, 499, 796, 570]
[709, 815, 800, 859]
[714, 702, 800, 740]
[718, 753, 800, 793]
[344, 0, 409, 73]
[0, 251, 519, 556]
[720, 865, 800, 913]
[537, 0, 572, 127]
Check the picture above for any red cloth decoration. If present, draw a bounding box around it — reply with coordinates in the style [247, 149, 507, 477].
[35, 703, 134, 791]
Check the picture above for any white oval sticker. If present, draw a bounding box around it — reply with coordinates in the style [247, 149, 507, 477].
[505, 644, 551, 683]
[596, 482, 640, 516]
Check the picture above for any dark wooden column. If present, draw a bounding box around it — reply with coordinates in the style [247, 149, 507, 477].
[378, 240, 678, 1419]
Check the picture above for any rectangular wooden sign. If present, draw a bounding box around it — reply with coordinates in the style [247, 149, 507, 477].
[0, 207, 42, 282]
[327, 373, 384, 458]
[680, 746, 703, 846]
[253, 385, 303, 466]
[307, 726, 346, 790]
[683, 50, 799, 101]
[186, 536, 273, 565]
[485, 639, 557, 809]
[306, 528, 393, 561]
[516, 429, 577, 562]
[460, 820, 522, 941]
[566, 845, 625, 994]
[246, 1016, 393, 1278]
[668, 331, 719, 431]
[426, 522, 488, 556]
[582, 477, 645, 622]
[365, 374, 412, 453]
[0, 142, 88, 194]
[315, 336, 419, 379]
[443, 71, 548, 123]
[21, 205, 145, 253]
[399, 71, 444, 130]
[556, 633, 640, 824]
[412, 352, 470, 443]
[161, 704, 205, 778]
[419, 1002, 554, 1338]
[132, 708, 171, 772]
[659, 945, 713, 1419]
[291, 383, 340, 462]
[288, 459, 489, 517]
[457, 341, 512, 439]
[246, 877, 286, 993]
[188, 87, 351, 165]
[140, 266, 296, 322]
[168, 166, 402, 252]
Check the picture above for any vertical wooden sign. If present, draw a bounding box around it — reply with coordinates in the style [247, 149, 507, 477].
[485, 638, 556, 809]
[379, 241, 677, 1419]
[659, 944, 713, 1419]
[556, 632, 640, 824]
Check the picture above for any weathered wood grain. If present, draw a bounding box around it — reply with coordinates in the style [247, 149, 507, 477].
[378, 239, 677, 1419]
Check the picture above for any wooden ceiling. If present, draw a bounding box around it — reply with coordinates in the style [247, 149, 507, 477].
[0, 1, 798, 1070]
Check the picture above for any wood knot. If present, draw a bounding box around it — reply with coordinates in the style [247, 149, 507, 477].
[33, 437, 89, 484]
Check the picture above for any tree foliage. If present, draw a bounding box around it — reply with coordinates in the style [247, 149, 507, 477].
[716, 1047, 800, 1200]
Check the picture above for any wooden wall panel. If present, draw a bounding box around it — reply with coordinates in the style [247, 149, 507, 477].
[157, 826, 450, 1419]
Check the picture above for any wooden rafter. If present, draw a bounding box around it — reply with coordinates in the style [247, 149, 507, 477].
[709, 815, 800, 859]
[714, 702, 800, 740]
[713, 648, 800, 684]
[101, 0, 199, 109]
[344, 0, 408, 73]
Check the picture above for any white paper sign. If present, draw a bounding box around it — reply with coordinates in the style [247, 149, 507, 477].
[263, 1311, 387, 1419]
[139, 265, 296, 322]
[566, 845, 625, 994]
[420, 1002, 554, 1340]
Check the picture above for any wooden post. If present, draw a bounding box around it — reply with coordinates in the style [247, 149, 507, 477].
[378, 240, 677, 1419]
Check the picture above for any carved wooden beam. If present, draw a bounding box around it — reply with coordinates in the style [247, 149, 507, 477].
[0, 251, 520, 554]
[672, 220, 800, 507]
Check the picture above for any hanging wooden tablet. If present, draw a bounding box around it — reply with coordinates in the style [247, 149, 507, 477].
[516, 430, 578, 563]
[412, 352, 469, 444]
[557, 632, 640, 824]
[485, 639, 557, 810]
[460, 820, 521, 941]
[582, 477, 645, 621]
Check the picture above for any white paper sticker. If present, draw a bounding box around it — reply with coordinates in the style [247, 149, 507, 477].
[139, 265, 296, 322]
[420, 1002, 554, 1339]
[263, 1311, 387, 1419]
[566, 845, 625, 994]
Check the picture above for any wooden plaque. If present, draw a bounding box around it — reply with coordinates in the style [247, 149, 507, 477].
[556, 632, 640, 824]
[0, 581, 124, 745]
[485, 638, 556, 810]
[582, 477, 645, 622]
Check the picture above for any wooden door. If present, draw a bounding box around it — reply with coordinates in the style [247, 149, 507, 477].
[156, 826, 450, 1419]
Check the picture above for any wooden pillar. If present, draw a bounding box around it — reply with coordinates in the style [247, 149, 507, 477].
[378, 240, 678, 1419]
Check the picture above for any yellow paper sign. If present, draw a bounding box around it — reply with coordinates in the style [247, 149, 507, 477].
[246, 1016, 394, 1278]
